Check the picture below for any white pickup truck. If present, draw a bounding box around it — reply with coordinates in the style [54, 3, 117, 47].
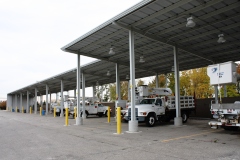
[123, 96, 195, 127]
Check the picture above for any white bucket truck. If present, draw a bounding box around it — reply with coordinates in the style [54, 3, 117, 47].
[63, 96, 110, 117]
[207, 61, 240, 130]
[123, 85, 195, 127]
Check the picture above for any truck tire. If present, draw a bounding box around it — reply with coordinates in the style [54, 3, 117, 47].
[81, 111, 88, 118]
[146, 113, 156, 127]
[182, 112, 188, 123]
[105, 111, 108, 117]
[98, 112, 103, 117]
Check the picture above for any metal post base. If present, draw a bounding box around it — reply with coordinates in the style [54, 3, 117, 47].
[128, 121, 138, 132]
[174, 117, 182, 126]
[82, 114, 86, 119]
[76, 117, 83, 125]
[60, 113, 64, 117]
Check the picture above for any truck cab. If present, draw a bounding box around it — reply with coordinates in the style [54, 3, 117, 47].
[124, 97, 165, 127]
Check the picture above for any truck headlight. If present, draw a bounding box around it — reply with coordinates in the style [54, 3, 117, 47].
[141, 112, 147, 115]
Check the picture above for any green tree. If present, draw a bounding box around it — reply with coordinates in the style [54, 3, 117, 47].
[220, 84, 239, 97]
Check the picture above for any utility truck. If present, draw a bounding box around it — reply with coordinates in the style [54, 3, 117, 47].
[79, 102, 110, 117]
[53, 96, 110, 118]
[207, 61, 240, 130]
[63, 96, 110, 118]
[123, 86, 195, 127]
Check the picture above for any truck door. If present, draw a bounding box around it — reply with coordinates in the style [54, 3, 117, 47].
[155, 98, 165, 115]
[97, 104, 104, 112]
[89, 103, 98, 114]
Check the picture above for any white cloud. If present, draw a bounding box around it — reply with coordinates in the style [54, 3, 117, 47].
[0, 0, 142, 99]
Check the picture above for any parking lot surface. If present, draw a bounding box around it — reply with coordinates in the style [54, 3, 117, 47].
[0, 110, 239, 160]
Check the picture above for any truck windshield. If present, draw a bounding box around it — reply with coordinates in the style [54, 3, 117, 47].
[140, 99, 155, 104]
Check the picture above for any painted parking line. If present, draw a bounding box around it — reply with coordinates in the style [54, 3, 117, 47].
[161, 130, 219, 143]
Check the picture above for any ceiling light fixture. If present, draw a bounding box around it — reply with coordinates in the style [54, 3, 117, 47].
[217, 34, 226, 43]
[106, 70, 111, 76]
[109, 46, 115, 55]
[139, 55, 145, 63]
[186, 16, 196, 28]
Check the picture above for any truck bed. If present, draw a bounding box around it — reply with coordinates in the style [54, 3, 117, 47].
[212, 103, 240, 110]
[167, 96, 195, 110]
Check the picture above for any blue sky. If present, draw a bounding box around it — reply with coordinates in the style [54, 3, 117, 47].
[0, 0, 143, 100]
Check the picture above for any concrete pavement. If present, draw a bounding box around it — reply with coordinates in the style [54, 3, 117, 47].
[0, 110, 239, 160]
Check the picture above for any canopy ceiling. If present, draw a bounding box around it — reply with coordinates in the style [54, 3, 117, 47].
[9, 0, 240, 96]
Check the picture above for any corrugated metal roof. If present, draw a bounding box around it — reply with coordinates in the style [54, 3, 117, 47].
[9, 0, 240, 96]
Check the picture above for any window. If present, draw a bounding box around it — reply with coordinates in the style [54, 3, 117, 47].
[140, 99, 155, 104]
[156, 99, 162, 106]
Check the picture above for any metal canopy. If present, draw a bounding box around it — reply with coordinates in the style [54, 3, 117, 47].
[9, 0, 240, 96]
[8, 59, 153, 96]
[62, 0, 240, 74]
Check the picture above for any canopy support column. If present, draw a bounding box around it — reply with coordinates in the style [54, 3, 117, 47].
[76, 54, 83, 125]
[128, 29, 138, 132]
[173, 45, 182, 126]
[46, 85, 49, 115]
[156, 73, 159, 88]
[34, 88, 38, 114]
[60, 80, 64, 117]
[116, 63, 121, 100]
[26, 91, 29, 113]
[82, 73, 86, 119]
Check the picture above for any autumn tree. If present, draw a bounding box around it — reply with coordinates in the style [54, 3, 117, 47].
[179, 70, 191, 96]
[149, 67, 214, 98]
[220, 84, 239, 97]
[148, 74, 167, 89]
[137, 79, 145, 86]
[167, 73, 175, 93]
[0, 101, 7, 110]
[109, 81, 129, 102]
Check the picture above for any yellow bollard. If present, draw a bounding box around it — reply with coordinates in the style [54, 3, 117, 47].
[30, 107, 32, 114]
[40, 106, 42, 116]
[22, 106, 24, 113]
[117, 107, 121, 134]
[107, 106, 111, 123]
[54, 108, 56, 117]
[65, 108, 69, 126]
[74, 107, 77, 119]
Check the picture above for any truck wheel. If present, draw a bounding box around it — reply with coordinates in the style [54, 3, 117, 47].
[81, 111, 88, 118]
[182, 112, 188, 123]
[146, 114, 156, 127]
[98, 113, 103, 117]
[105, 111, 110, 117]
